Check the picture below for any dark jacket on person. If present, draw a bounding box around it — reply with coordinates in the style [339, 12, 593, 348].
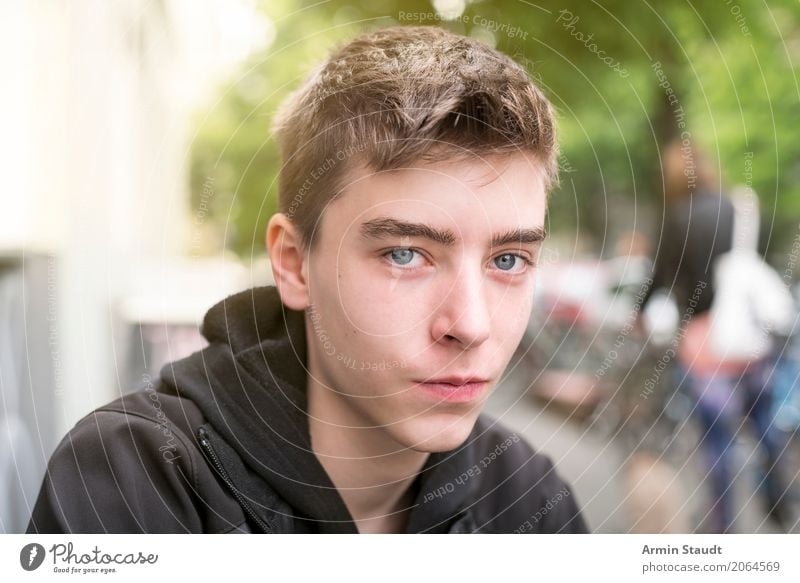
[26, 286, 588, 534]
[645, 191, 735, 315]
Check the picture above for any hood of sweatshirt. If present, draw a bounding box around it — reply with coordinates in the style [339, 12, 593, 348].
[158, 286, 481, 533]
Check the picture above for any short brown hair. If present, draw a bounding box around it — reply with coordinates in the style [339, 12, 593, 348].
[271, 25, 558, 251]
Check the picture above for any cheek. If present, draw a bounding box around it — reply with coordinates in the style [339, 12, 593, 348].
[311, 293, 412, 371]
[493, 287, 534, 343]
[337, 276, 434, 337]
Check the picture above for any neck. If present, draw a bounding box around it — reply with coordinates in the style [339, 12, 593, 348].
[307, 379, 429, 533]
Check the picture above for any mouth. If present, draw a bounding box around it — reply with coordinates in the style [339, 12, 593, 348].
[413, 376, 491, 403]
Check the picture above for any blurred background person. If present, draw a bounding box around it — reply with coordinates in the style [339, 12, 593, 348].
[643, 139, 796, 533]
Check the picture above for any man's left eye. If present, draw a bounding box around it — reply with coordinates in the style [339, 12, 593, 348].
[492, 253, 530, 272]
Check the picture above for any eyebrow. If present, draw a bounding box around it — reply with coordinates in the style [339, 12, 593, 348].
[359, 217, 547, 248]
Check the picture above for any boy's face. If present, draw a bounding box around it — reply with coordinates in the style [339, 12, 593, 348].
[303, 152, 547, 452]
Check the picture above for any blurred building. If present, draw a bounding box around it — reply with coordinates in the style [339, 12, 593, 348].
[0, 0, 273, 532]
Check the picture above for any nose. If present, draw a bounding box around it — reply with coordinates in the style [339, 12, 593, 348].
[430, 267, 491, 349]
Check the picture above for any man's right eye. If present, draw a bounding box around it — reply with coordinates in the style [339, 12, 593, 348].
[384, 248, 423, 267]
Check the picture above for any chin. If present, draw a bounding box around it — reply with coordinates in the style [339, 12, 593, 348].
[395, 413, 479, 453]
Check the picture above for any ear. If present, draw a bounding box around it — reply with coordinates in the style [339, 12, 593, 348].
[266, 213, 310, 310]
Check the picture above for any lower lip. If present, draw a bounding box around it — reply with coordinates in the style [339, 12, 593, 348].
[415, 381, 489, 403]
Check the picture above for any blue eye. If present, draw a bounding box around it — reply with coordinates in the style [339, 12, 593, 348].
[387, 248, 417, 266]
[494, 253, 519, 271]
[493, 253, 532, 273]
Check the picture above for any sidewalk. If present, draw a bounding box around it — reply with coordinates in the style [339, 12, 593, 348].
[487, 368, 792, 533]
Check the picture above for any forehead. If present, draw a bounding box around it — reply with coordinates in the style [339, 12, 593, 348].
[324, 152, 548, 239]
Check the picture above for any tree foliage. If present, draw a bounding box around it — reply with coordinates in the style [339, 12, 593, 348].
[190, 0, 800, 265]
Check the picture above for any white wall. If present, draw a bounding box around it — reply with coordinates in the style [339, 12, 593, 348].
[0, 0, 273, 531]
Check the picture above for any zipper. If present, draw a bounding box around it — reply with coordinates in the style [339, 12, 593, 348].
[448, 509, 478, 534]
[197, 427, 272, 533]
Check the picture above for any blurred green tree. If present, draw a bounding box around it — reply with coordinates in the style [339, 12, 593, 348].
[190, 0, 800, 266]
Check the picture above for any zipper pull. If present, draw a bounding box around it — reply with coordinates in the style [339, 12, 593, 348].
[196, 426, 272, 533]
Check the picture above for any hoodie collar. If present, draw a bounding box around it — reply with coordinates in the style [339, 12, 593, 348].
[163, 286, 480, 533]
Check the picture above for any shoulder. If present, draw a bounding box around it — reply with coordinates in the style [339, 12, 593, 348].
[468, 415, 559, 495]
[27, 386, 246, 533]
[91, 384, 206, 458]
[467, 414, 589, 533]
[59, 385, 206, 484]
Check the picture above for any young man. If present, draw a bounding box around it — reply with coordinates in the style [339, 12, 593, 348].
[28, 26, 587, 534]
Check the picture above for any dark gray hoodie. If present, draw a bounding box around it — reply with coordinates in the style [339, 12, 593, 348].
[27, 286, 588, 534]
